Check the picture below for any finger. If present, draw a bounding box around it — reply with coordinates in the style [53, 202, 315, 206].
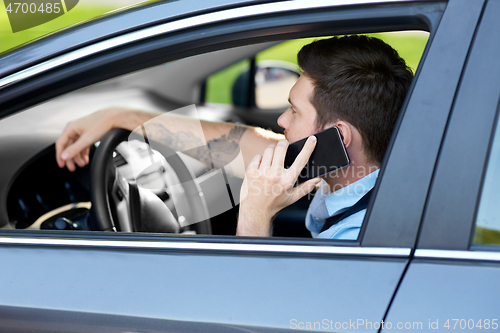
[248, 154, 262, 170]
[271, 139, 289, 169]
[291, 177, 321, 203]
[60, 132, 97, 164]
[77, 147, 91, 167]
[82, 146, 90, 165]
[65, 158, 76, 172]
[260, 144, 276, 169]
[55, 127, 78, 168]
[61, 138, 78, 172]
[74, 153, 86, 168]
[289, 136, 317, 178]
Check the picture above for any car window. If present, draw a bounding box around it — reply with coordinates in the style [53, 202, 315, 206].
[473, 112, 500, 246]
[3, 32, 429, 240]
[204, 32, 428, 108]
[0, 0, 160, 54]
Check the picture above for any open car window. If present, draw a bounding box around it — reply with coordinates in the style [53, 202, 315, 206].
[2, 31, 429, 241]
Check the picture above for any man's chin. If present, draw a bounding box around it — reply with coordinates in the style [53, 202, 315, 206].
[284, 133, 291, 143]
[284, 133, 297, 144]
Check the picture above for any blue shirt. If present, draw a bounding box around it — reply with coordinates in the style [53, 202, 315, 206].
[305, 169, 379, 240]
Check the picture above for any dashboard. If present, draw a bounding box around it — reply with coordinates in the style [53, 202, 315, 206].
[7, 145, 92, 230]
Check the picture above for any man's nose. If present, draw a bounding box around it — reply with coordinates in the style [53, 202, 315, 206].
[277, 109, 289, 129]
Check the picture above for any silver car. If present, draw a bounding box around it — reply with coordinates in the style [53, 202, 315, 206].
[0, 0, 499, 332]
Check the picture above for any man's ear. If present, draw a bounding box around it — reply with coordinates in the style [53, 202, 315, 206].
[333, 121, 352, 147]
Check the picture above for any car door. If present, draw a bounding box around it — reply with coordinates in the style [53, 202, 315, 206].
[384, 0, 500, 330]
[0, 0, 479, 332]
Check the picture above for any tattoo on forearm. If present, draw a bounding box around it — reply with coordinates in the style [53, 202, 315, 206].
[143, 123, 247, 169]
[206, 126, 247, 168]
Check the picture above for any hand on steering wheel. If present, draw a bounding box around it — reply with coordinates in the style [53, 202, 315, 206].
[90, 128, 211, 234]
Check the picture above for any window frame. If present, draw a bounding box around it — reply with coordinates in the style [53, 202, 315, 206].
[0, 0, 448, 251]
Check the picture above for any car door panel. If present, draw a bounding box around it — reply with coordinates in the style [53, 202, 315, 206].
[384, 258, 500, 332]
[0, 244, 408, 332]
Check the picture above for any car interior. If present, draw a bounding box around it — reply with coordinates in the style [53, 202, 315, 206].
[0, 32, 429, 237]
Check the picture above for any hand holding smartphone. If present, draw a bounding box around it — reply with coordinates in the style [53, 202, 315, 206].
[284, 126, 350, 184]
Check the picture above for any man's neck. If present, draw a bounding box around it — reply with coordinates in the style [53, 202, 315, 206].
[322, 163, 379, 194]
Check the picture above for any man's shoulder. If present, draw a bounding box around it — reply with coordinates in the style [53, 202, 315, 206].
[317, 210, 365, 240]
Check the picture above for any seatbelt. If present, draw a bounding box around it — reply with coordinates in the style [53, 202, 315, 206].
[320, 188, 373, 232]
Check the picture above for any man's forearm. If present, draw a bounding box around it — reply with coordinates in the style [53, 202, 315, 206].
[110, 107, 283, 172]
[141, 119, 247, 170]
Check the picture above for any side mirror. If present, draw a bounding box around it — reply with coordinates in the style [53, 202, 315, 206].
[232, 60, 299, 109]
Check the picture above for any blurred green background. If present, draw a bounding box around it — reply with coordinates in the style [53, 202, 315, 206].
[206, 32, 429, 104]
[0, 0, 159, 55]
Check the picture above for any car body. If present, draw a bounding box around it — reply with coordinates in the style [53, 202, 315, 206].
[0, 0, 500, 332]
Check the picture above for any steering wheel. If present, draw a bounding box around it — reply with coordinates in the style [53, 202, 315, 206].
[90, 128, 212, 234]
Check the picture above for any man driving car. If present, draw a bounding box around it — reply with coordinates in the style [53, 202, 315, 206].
[56, 35, 413, 239]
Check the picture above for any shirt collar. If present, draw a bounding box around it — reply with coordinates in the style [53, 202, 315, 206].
[322, 169, 379, 216]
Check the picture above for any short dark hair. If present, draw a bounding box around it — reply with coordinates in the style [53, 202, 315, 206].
[298, 35, 413, 164]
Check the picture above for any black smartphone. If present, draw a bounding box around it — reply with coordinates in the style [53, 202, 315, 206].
[284, 126, 350, 184]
